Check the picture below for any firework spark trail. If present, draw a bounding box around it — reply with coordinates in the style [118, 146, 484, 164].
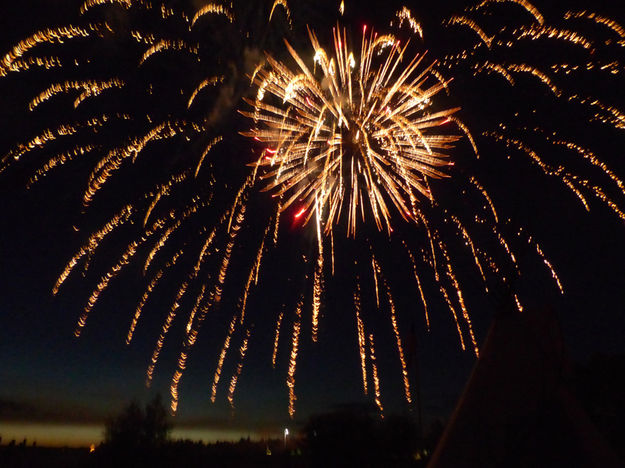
[550, 61, 621, 76]
[272, 203, 282, 245]
[512, 228, 565, 295]
[269, 0, 292, 27]
[415, 211, 467, 350]
[502, 126, 625, 221]
[53, 204, 133, 295]
[208, 313, 239, 402]
[143, 199, 207, 274]
[370, 253, 381, 308]
[0, 24, 99, 76]
[538, 133, 625, 194]
[143, 172, 190, 227]
[487, 132, 596, 214]
[84, 122, 185, 207]
[533, 240, 564, 294]
[437, 282, 466, 351]
[472, 62, 515, 85]
[75, 230, 158, 338]
[191, 4, 234, 27]
[188, 77, 224, 110]
[436, 235, 479, 356]
[353, 280, 368, 394]
[80, 0, 132, 15]
[227, 328, 252, 408]
[564, 10, 625, 39]
[467, 0, 544, 25]
[28, 79, 125, 111]
[192, 229, 217, 278]
[148, 199, 245, 406]
[271, 309, 284, 368]
[448, 216, 488, 290]
[383, 280, 412, 403]
[568, 95, 625, 129]
[170, 355, 185, 413]
[3, 114, 117, 169]
[510, 24, 593, 50]
[164, 202, 246, 412]
[311, 197, 324, 342]
[185, 285, 206, 336]
[287, 298, 303, 418]
[127, 269, 164, 344]
[394, 7, 423, 39]
[401, 241, 431, 330]
[195, 136, 223, 178]
[447, 16, 493, 48]
[469, 177, 499, 223]
[494, 227, 520, 274]
[506, 64, 562, 97]
[368, 333, 383, 418]
[140, 39, 199, 66]
[146, 280, 190, 384]
[448, 116, 479, 158]
[26, 145, 97, 188]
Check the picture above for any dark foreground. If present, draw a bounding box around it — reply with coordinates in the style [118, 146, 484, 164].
[0, 438, 430, 468]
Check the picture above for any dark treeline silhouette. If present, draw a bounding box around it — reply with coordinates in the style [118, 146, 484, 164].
[0, 398, 444, 467]
[301, 404, 437, 467]
[98, 394, 172, 466]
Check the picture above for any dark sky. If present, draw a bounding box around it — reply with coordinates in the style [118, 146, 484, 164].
[1, 0, 625, 447]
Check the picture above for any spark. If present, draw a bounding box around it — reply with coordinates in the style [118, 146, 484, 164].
[383, 280, 411, 403]
[269, 0, 292, 27]
[53, 205, 134, 295]
[368, 333, 383, 418]
[80, 0, 131, 15]
[227, 328, 252, 408]
[564, 10, 625, 39]
[188, 77, 224, 109]
[287, 298, 303, 418]
[271, 309, 285, 368]
[468, 0, 544, 25]
[401, 241, 431, 329]
[191, 3, 234, 27]
[394, 7, 423, 39]
[353, 280, 368, 394]
[195, 136, 223, 178]
[447, 16, 493, 48]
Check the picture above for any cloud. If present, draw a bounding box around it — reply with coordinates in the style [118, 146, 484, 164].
[0, 397, 105, 424]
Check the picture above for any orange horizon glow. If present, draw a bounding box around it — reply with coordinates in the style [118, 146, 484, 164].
[0, 422, 266, 448]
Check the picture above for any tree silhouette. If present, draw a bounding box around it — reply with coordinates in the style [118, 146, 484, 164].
[104, 395, 172, 451]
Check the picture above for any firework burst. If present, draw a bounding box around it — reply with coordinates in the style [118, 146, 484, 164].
[241, 26, 461, 236]
[1, 0, 625, 418]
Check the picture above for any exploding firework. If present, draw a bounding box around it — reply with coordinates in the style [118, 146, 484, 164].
[1, 0, 625, 418]
[241, 26, 460, 236]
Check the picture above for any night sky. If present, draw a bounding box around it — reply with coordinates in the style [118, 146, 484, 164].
[1, 0, 625, 448]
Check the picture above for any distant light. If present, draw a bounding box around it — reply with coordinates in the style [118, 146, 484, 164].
[89, 444, 96, 453]
[284, 428, 289, 436]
